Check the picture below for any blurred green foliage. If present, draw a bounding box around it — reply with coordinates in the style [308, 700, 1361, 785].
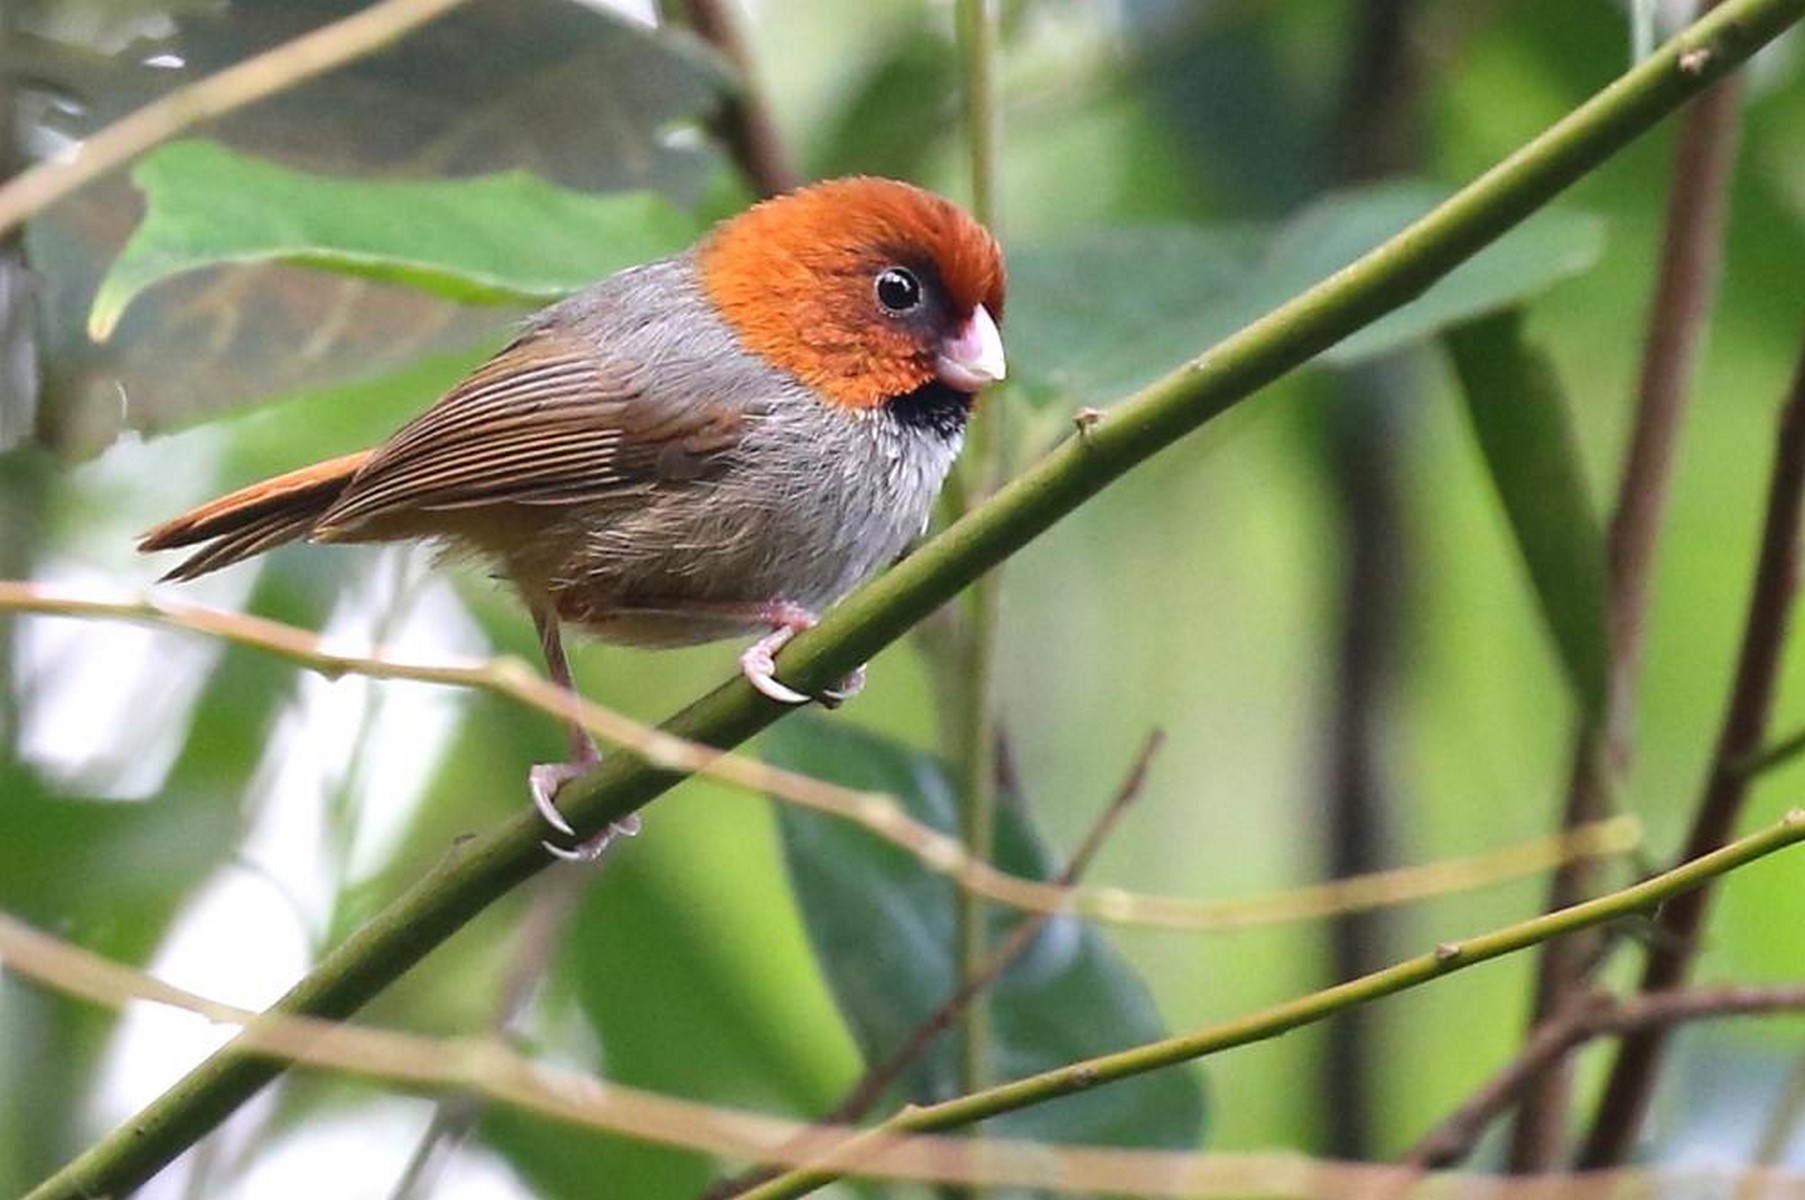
[3, 0, 1803, 1196]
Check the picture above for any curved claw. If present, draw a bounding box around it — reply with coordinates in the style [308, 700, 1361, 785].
[529, 762, 580, 835]
[818, 663, 868, 709]
[531, 758, 642, 860]
[540, 814, 641, 862]
[740, 627, 812, 705]
[543, 837, 600, 862]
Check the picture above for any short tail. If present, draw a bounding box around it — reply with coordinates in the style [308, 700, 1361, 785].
[138, 450, 374, 581]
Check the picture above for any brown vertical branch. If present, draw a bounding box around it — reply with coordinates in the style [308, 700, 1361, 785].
[1505, 729, 1610, 1167]
[678, 0, 800, 198]
[1507, 15, 1747, 1168]
[1578, 340, 1805, 1167]
[1319, 0, 1422, 1160]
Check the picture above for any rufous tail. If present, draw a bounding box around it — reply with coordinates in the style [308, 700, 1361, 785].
[138, 449, 374, 581]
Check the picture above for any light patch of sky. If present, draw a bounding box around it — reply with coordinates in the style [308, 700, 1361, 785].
[571, 0, 659, 27]
[226, 1104, 531, 1199]
[125, 1098, 532, 1200]
[16, 561, 228, 799]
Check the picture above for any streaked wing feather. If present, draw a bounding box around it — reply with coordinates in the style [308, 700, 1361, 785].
[317, 330, 748, 534]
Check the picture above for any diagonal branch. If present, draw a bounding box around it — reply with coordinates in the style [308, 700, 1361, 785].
[23, 2, 1802, 1194]
[1409, 982, 1805, 1169]
[706, 733, 1160, 1200]
[674, 0, 800, 197]
[733, 813, 1805, 1200]
[4, 818, 1800, 1196]
[0, 581, 1635, 932]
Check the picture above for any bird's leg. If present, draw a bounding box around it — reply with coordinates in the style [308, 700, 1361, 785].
[739, 600, 866, 707]
[528, 608, 639, 861]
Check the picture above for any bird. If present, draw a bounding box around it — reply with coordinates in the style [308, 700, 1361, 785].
[139, 176, 1008, 858]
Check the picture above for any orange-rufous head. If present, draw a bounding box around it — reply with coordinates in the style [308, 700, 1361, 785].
[695, 177, 1006, 411]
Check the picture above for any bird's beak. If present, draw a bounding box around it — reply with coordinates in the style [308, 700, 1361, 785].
[935, 304, 1007, 394]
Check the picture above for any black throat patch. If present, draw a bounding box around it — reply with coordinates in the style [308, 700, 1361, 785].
[884, 380, 972, 439]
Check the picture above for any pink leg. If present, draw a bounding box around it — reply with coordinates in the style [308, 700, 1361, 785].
[529, 609, 639, 861]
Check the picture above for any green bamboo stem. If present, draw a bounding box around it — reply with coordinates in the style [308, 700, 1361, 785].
[954, 0, 1004, 1112]
[24, 1, 1802, 1194]
[735, 811, 1805, 1200]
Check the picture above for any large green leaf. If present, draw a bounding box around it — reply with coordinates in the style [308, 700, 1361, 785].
[31, 0, 723, 452]
[766, 718, 1206, 1155]
[1007, 181, 1605, 405]
[90, 141, 704, 340]
[1003, 225, 1267, 406]
[1446, 309, 1608, 716]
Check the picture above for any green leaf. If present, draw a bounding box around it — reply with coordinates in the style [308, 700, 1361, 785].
[1310, 185, 1606, 365]
[1006, 181, 1605, 405]
[1004, 226, 1267, 404]
[1446, 309, 1609, 715]
[90, 141, 705, 340]
[765, 718, 1206, 1153]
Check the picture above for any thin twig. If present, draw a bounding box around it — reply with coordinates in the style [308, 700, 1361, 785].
[676, 0, 799, 197]
[842, 731, 1158, 1120]
[25, 7, 1797, 1190]
[731, 812, 1805, 1200]
[1508, 5, 1747, 1166]
[1734, 723, 1805, 778]
[5, 818, 1802, 1198]
[704, 733, 1161, 1200]
[1577, 340, 1805, 1168]
[1408, 983, 1805, 1169]
[0, 0, 477, 236]
[0, 581, 1632, 932]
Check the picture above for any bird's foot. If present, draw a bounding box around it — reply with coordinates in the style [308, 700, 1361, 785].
[741, 624, 811, 705]
[530, 758, 640, 862]
[740, 603, 865, 706]
[818, 663, 866, 708]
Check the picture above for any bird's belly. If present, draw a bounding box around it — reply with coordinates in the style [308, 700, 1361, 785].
[532, 422, 957, 648]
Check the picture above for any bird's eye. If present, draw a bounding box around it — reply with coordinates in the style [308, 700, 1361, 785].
[874, 267, 923, 314]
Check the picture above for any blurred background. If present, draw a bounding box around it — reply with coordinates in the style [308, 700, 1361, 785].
[2, 1, 1804, 1196]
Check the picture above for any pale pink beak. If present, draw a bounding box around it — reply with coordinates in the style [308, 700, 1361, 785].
[935, 304, 1007, 394]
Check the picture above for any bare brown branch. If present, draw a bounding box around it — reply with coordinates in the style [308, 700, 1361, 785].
[1409, 984, 1805, 1169]
[1578, 339, 1805, 1167]
[0, 576, 1638, 934]
[14, 906, 1805, 1199]
[675, 0, 800, 197]
[1508, 15, 1748, 1166]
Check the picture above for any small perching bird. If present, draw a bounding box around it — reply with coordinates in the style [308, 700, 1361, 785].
[140, 177, 1008, 857]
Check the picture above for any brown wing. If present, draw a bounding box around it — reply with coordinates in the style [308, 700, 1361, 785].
[314, 328, 751, 538]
